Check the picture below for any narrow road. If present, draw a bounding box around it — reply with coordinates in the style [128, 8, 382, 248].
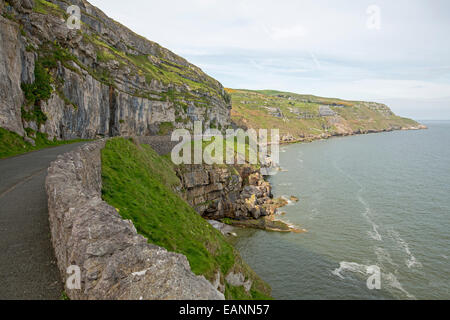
[0, 142, 87, 300]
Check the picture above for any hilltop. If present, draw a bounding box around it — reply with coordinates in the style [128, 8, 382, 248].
[228, 89, 425, 142]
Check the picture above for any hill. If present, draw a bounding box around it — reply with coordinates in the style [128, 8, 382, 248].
[228, 89, 425, 142]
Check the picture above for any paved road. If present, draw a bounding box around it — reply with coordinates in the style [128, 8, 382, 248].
[0, 142, 87, 300]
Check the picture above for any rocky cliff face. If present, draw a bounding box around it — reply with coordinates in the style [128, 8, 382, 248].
[0, 0, 231, 141]
[177, 164, 277, 221]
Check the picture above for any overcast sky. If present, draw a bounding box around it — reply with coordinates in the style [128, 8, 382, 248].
[89, 0, 450, 120]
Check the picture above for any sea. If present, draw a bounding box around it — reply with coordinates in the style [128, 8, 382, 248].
[232, 121, 450, 299]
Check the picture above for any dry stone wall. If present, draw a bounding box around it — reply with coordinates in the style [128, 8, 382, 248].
[45, 140, 224, 300]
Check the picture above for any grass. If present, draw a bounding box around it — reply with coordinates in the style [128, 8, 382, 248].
[82, 33, 224, 102]
[0, 128, 89, 159]
[21, 41, 85, 125]
[101, 138, 271, 300]
[229, 88, 420, 138]
[0, 41, 89, 159]
[158, 122, 175, 135]
[21, 59, 53, 125]
[172, 135, 261, 169]
[33, 0, 64, 17]
[24, 1, 230, 127]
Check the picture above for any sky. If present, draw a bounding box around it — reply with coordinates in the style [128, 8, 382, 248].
[88, 0, 450, 120]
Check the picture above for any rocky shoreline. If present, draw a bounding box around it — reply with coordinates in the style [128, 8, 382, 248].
[175, 162, 304, 233]
[177, 124, 428, 235]
[279, 124, 428, 144]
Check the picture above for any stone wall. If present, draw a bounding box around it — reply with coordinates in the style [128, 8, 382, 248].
[134, 135, 178, 156]
[45, 140, 224, 300]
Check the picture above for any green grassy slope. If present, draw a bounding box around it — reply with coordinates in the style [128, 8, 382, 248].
[228, 89, 420, 139]
[0, 128, 88, 159]
[101, 138, 271, 300]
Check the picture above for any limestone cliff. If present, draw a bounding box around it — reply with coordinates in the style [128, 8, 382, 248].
[135, 136, 284, 229]
[0, 0, 231, 142]
[177, 164, 277, 220]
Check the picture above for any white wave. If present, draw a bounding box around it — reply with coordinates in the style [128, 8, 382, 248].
[271, 216, 306, 232]
[331, 261, 371, 279]
[356, 193, 383, 241]
[366, 215, 383, 241]
[406, 255, 421, 269]
[333, 159, 383, 242]
[279, 218, 301, 230]
[389, 229, 422, 269]
[375, 247, 397, 267]
[281, 195, 295, 206]
[384, 272, 416, 300]
[332, 261, 416, 300]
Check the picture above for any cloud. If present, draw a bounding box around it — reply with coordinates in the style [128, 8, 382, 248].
[263, 24, 308, 40]
[88, 0, 450, 119]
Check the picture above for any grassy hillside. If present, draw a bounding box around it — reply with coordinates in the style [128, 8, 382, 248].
[101, 138, 271, 300]
[228, 89, 420, 140]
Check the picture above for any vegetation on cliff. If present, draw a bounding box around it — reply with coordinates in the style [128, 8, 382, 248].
[229, 89, 420, 140]
[25, 0, 227, 102]
[0, 0, 231, 143]
[0, 127, 87, 159]
[101, 138, 271, 300]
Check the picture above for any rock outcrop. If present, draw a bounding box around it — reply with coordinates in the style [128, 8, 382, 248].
[0, 12, 29, 136]
[177, 164, 277, 221]
[46, 140, 224, 300]
[0, 0, 231, 141]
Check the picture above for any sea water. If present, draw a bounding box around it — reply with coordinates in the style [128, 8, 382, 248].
[233, 121, 450, 299]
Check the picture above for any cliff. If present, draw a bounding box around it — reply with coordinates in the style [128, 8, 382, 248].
[136, 136, 295, 231]
[177, 164, 275, 220]
[100, 138, 272, 300]
[229, 89, 426, 143]
[0, 0, 231, 143]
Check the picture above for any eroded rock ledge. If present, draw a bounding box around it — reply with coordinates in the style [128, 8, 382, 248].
[175, 162, 304, 234]
[45, 140, 224, 300]
[177, 164, 275, 220]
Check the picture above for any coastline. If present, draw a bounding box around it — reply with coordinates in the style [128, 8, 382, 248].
[278, 124, 428, 145]
[232, 121, 450, 300]
[242, 123, 429, 234]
